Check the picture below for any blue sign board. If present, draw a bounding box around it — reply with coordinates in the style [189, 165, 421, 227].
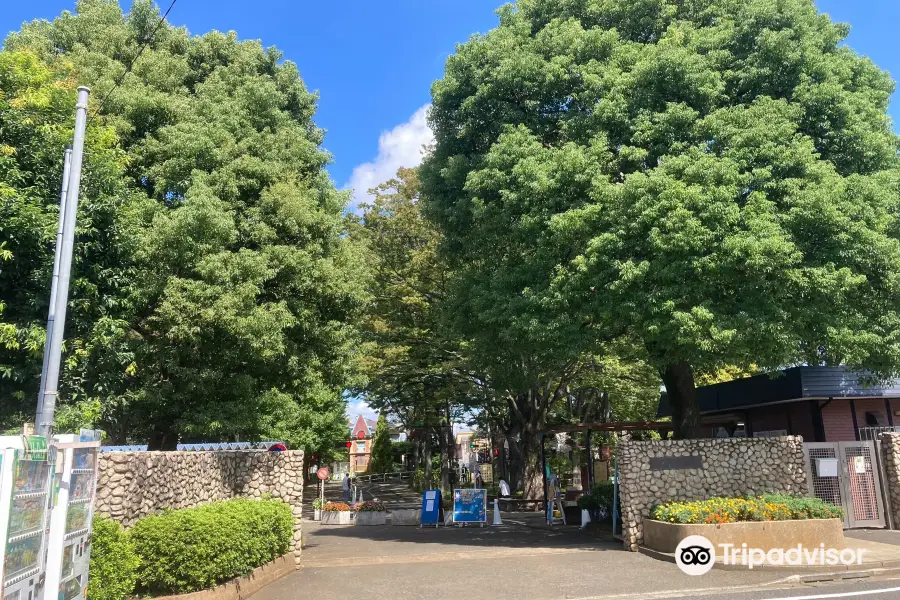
[420, 489, 442, 526]
[453, 488, 487, 524]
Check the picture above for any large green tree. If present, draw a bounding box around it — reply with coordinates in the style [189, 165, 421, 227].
[422, 0, 900, 439]
[0, 48, 148, 431]
[353, 167, 475, 491]
[5, 0, 368, 450]
[366, 414, 393, 474]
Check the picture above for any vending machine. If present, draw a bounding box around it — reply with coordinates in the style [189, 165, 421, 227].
[0, 435, 55, 600]
[42, 434, 100, 600]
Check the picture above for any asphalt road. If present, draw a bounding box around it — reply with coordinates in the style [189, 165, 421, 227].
[255, 519, 900, 600]
[699, 578, 900, 600]
[278, 480, 900, 600]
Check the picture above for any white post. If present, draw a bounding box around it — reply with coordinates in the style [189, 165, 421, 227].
[37, 86, 90, 437]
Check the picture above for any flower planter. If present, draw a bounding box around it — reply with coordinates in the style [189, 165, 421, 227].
[321, 511, 352, 525]
[313, 508, 320, 521]
[390, 509, 421, 526]
[642, 518, 845, 553]
[355, 511, 387, 526]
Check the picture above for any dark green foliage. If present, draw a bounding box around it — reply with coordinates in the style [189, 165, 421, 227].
[129, 499, 292, 594]
[88, 517, 140, 600]
[576, 481, 618, 518]
[3, 0, 369, 450]
[367, 414, 393, 474]
[0, 48, 146, 429]
[421, 0, 900, 439]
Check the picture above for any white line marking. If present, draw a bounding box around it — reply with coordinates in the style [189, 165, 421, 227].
[761, 585, 900, 600]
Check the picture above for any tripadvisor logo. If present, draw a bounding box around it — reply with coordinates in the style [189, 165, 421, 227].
[675, 535, 715, 575]
[674, 535, 868, 575]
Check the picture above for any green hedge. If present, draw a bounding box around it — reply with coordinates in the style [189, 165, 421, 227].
[88, 517, 139, 600]
[129, 498, 292, 594]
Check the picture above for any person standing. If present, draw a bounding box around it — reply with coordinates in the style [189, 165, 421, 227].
[342, 472, 351, 501]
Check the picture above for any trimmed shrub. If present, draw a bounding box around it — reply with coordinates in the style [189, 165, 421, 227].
[760, 494, 846, 520]
[88, 517, 139, 600]
[651, 495, 843, 525]
[130, 498, 292, 594]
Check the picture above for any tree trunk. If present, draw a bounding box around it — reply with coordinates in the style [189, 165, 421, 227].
[439, 426, 450, 495]
[506, 433, 523, 492]
[491, 432, 505, 482]
[423, 432, 433, 487]
[147, 421, 178, 450]
[520, 432, 544, 501]
[661, 361, 699, 439]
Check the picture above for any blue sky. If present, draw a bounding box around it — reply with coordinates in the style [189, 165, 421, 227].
[2, 0, 898, 419]
[2, 1, 897, 213]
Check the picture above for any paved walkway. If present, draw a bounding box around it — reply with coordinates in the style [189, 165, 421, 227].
[254, 518, 808, 600]
[276, 480, 900, 599]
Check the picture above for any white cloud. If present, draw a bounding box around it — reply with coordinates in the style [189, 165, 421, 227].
[346, 397, 378, 421]
[344, 104, 434, 213]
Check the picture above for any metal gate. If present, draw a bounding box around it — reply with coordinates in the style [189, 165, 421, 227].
[803, 441, 886, 528]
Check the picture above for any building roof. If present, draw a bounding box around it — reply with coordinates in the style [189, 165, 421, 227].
[657, 366, 900, 417]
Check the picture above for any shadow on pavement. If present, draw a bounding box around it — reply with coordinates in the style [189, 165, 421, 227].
[305, 519, 622, 553]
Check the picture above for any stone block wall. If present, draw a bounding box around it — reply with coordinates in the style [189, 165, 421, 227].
[618, 437, 807, 551]
[879, 433, 900, 528]
[96, 450, 304, 564]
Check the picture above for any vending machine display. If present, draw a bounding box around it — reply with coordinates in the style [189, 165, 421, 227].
[43, 435, 100, 600]
[0, 435, 55, 600]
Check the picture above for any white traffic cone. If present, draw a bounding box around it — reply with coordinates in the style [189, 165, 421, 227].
[492, 499, 503, 526]
[580, 508, 591, 529]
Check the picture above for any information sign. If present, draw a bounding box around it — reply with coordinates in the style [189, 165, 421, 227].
[420, 490, 442, 527]
[452, 488, 487, 524]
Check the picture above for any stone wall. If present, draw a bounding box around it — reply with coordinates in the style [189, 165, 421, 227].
[96, 450, 304, 564]
[618, 437, 807, 551]
[879, 433, 900, 528]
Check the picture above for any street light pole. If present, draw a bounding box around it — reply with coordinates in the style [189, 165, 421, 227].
[36, 147, 72, 422]
[36, 86, 90, 437]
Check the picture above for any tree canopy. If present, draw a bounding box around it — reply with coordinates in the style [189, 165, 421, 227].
[421, 0, 900, 439]
[2, 0, 368, 452]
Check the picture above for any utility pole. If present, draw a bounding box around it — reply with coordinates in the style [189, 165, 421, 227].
[36, 86, 90, 437]
[36, 147, 72, 420]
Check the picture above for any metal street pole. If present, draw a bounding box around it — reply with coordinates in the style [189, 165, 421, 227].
[36, 147, 72, 420]
[36, 86, 90, 437]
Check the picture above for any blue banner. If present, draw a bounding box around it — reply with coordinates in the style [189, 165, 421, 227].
[453, 488, 487, 523]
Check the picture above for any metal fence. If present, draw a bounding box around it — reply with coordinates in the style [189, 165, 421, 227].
[858, 426, 900, 441]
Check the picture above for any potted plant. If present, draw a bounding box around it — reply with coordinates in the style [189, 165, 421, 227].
[354, 501, 387, 526]
[312, 497, 324, 520]
[321, 502, 352, 525]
